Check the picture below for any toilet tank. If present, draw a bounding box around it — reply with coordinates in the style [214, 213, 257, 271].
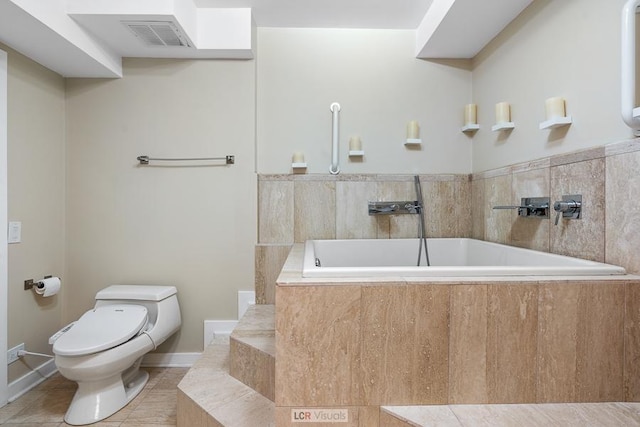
[95, 285, 181, 349]
[96, 285, 177, 301]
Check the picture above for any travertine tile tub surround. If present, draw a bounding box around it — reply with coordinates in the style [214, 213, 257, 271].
[256, 174, 471, 304]
[274, 245, 640, 427]
[257, 138, 640, 304]
[474, 138, 640, 273]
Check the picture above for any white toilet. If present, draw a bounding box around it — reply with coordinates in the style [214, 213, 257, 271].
[51, 285, 181, 426]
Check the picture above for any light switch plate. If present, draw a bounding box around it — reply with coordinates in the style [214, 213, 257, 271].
[8, 221, 21, 244]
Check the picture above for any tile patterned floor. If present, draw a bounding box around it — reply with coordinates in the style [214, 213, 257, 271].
[0, 367, 188, 426]
[383, 403, 640, 426]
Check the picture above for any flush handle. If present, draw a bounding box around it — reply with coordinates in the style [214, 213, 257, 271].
[553, 195, 582, 225]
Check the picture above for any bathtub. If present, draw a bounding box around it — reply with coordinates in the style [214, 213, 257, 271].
[302, 238, 626, 278]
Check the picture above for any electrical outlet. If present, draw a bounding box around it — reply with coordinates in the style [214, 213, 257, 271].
[7, 343, 24, 364]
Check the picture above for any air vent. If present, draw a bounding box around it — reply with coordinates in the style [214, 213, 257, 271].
[123, 21, 193, 48]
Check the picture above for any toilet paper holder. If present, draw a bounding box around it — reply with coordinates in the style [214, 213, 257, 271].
[24, 275, 52, 290]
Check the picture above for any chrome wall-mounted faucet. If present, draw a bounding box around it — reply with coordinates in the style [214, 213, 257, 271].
[553, 195, 582, 225]
[368, 201, 421, 215]
[493, 197, 550, 218]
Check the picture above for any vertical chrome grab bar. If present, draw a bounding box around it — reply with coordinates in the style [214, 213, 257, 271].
[622, 0, 640, 134]
[329, 102, 341, 175]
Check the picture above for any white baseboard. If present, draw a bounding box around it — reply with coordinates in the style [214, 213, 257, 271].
[203, 320, 237, 347]
[237, 290, 255, 318]
[202, 290, 255, 348]
[141, 352, 202, 367]
[8, 358, 57, 403]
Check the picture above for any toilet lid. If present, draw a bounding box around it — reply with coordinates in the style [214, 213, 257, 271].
[53, 305, 148, 357]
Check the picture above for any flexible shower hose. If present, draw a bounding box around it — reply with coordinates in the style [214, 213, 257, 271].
[414, 175, 430, 267]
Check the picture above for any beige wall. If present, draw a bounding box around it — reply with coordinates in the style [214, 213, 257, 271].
[4, 43, 66, 382]
[257, 28, 473, 174]
[65, 58, 257, 353]
[471, 0, 633, 172]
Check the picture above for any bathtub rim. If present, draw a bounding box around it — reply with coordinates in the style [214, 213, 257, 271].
[276, 243, 640, 286]
[301, 238, 627, 279]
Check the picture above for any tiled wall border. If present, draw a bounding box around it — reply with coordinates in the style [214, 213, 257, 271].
[473, 138, 640, 181]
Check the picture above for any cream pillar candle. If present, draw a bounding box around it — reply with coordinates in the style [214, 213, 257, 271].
[292, 152, 305, 163]
[495, 102, 511, 123]
[349, 136, 362, 151]
[464, 104, 477, 125]
[545, 97, 566, 120]
[407, 121, 419, 139]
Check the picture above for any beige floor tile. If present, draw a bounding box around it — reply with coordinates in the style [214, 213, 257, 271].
[123, 390, 177, 425]
[3, 423, 64, 427]
[34, 374, 76, 392]
[100, 388, 152, 423]
[119, 424, 175, 427]
[0, 391, 48, 424]
[145, 367, 171, 388]
[64, 422, 122, 427]
[5, 389, 74, 424]
[382, 405, 462, 426]
[151, 368, 189, 391]
[1, 368, 187, 427]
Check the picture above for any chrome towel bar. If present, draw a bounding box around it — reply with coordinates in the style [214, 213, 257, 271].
[137, 155, 234, 165]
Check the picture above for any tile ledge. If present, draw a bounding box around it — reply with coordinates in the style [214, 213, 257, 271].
[177, 339, 274, 426]
[474, 137, 640, 178]
[382, 403, 640, 426]
[605, 138, 640, 157]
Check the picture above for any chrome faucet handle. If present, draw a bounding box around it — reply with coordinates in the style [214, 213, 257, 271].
[553, 195, 582, 225]
[404, 202, 421, 214]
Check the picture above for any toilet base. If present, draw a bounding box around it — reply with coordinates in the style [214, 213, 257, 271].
[63, 369, 149, 426]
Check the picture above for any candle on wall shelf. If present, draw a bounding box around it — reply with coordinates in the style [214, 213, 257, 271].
[465, 104, 477, 124]
[491, 102, 515, 131]
[405, 120, 421, 145]
[461, 103, 480, 132]
[348, 136, 364, 156]
[291, 152, 307, 169]
[539, 96, 572, 129]
[495, 102, 510, 123]
[545, 97, 565, 119]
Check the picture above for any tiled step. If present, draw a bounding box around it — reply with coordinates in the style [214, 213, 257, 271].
[177, 336, 274, 427]
[229, 304, 275, 401]
[381, 403, 640, 426]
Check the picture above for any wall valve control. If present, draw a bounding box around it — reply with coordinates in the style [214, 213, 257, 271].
[553, 195, 582, 225]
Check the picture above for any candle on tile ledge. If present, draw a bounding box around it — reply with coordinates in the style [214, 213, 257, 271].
[464, 104, 477, 125]
[292, 152, 305, 163]
[495, 102, 511, 124]
[545, 97, 566, 120]
[407, 120, 420, 139]
[349, 136, 362, 151]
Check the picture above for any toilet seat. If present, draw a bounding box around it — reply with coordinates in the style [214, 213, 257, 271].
[53, 305, 149, 357]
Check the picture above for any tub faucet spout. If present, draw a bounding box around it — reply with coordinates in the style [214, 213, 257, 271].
[368, 201, 420, 215]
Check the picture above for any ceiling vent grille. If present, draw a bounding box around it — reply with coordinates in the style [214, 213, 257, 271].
[123, 21, 193, 48]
